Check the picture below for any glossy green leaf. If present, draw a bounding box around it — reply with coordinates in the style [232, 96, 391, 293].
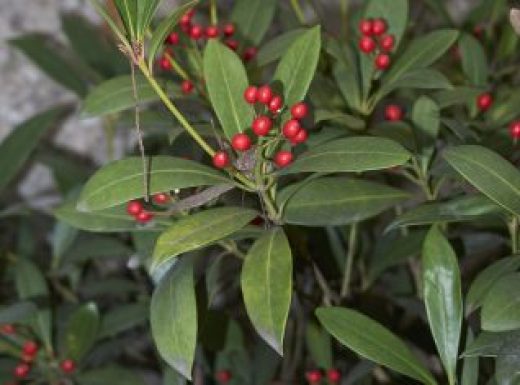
[316, 307, 437, 385]
[422, 226, 462, 385]
[0, 302, 37, 324]
[463, 331, 513, 358]
[281, 137, 410, 175]
[78, 156, 230, 211]
[280, 177, 410, 226]
[273, 26, 321, 107]
[467, 256, 520, 314]
[136, 0, 161, 40]
[495, 335, 520, 385]
[256, 29, 306, 66]
[204, 40, 255, 139]
[231, 0, 277, 45]
[153, 207, 257, 270]
[412, 96, 440, 159]
[64, 303, 100, 361]
[77, 367, 146, 385]
[481, 273, 520, 332]
[444, 145, 520, 216]
[459, 33, 489, 86]
[114, 0, 138, 40]
[0, 106, 68, 192]
[241, 228, 292, 355]
[151, 258, 197, 380]
[314, 110, 366, 130]
[305, 321, 333, 369]
[487, 89, 520, 126]
[433, 87, 482, 109]
[461, 330, 479, 385]
[98, 303, 148, 339]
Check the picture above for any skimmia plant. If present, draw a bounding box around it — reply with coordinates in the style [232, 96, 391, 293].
[2, 0, 520, 384]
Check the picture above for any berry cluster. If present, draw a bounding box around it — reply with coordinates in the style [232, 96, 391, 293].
[358, 17, 395, 71]
[126, 193, 170, 224]
[213, 85, 311, 170]
[306, 368, 342, 384]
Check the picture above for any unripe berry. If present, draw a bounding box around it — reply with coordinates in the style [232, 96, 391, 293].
[292, 128, 308, 144]
[283, 120, 301, 139]
[166, 32, 179, 45]
[477, 93, 493, 112]
[223, 23, 235, 37]
[213, 151, 230, 169]
[327, 368, 341, 383]
[225, 39, 239, 51]
[372, 18, 388, 36]
[136, 211, 154, 224]
[252, 116, 273, 136]
[385, 104, 403, 121]
[274, 151, 293, 167]
[159, 56, 171, 71]
[22, 341, 38, 356]
[359, 19, 374, 36]
[306, 370, 322, 384]
[153, 193, 170, 205]
[127, 201, 143, 216]
[231, 133, 252, 151]
[243, 46, 258, 62]
[291, 102, 309, 120]
[1, 324, 15, 335]
[510, 120, 520, 140]
[181, 80, 194, 94]
[216, 370, 232, 383]
[60, 359, 76, 374]
[379, 34, 395, 52]
[189, 24, 204, 40]
[268, 95, 284, 114]
[359, 36, 376, 53]
[257, 85, 273, 104]
[13, 363, 30, 379]
[244, 86, 258, 104]
[205, 25, 219, 38]
[375, 53, 391, 70]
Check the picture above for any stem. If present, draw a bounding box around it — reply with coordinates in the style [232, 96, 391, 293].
[341, 223, 358, 298]
[312, 264, 338, 306]
[165, 52, 189, 80]
[509, 216, 519, 254]
[411, 156, 435, 201]
[290, 0, 306, 25]
[340, 0, 350, 37]
[210, 0, 218, 25]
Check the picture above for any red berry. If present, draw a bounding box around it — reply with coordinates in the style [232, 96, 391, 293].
[372, 18, 388, 36]
[327, 368, 341, 383]
[13, 363, 30, 379]
[274, 151, 293, 167]
[291, 128, 308, 144]
[268, 95, 284, 114]
[385, 104, 403, 121]
[181, 80, 194, 94]
[359, 19, 374, 36]
[243, 46, 258, 62]
[136, 211, 154, 224]
[282, 119, 301, 139]
[205, 25, 219, 38]
[127, 201, 143, 216]
[473, 25, 484, 39]
[244, 86, 258, 104]
[189, 24, 204, 40]
[21, 353, 35, 363]
[225, 39, 239, 51]
[379, 34, 395, 52]
[375, 53, 391, 70]
[291, 102, 309, 120]
[359, 36, 376, 53]
[153, 193, 170, 205]
[306, 370, 322, 384]
[180, 9, 194, 27]
[252, 116, 273, 136]
[223, 23, 235, 37]
[216, 370, 232, 383]
[159, 56, 171, 71]
[510, 120, 520, 140]
[231, 133, 252, 151]
[166, 32, 179, 45]
[477, 93, 493, 112]
[257, 85, 273, 104]
[60, 359, 76, 374]
[181, 22, 191, 33]
[213, 151, 230, 169]
[1, 324, 15, 335]
[22, 341, 38, 356]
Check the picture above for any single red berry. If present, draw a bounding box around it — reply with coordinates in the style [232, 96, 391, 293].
[359, 36, 376, 53]
[252, 115, 273, 136]
[509, 120, 520, 140]
[153, 193, 170, 205]
[13, 363, 30, 379]
[244, 86, 258, 104]
[306, 370, 322, 384]
[127, 201, 143, 216]
[166, 32, 179, 45]
[181, 80, 194, 94]
[180, 9, 194, 25]
[23, 341, 38, 356]
[181, 22, 191, 33]
[268, 95, 284, 114]
[213, 151, 230, 169]
[359, 19, 374, 36]
[136, 211, 154, 224]
[375, 53, 391, 70]
[225, 39, 239, 51]
[473, 25, 484, 39]
[216, 370, 232, 383]
[159, 56, 171, 71]
[223, 23, 235, 37]
[1, 324, 15, 335]
[385, 104, 403, 121]
[243, 46, 258, 62]
[327, 368, 341, 383]
[282, 119, 301, 139]
[291, 102, 309, 120]
[205, 25, 219, 38]
[60, 359, 76, 374]
[291, 128, 308, 144]
[231, 133, 252, 151]
[257, 85, 273, 104]
[379, 34, 395, 52]
[477, 93, 493, 112]
[274, 151, 293, 167]
[189, 24, 204, 40]
[372, 18, 388, 36]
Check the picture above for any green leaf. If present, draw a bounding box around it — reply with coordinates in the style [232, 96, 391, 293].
[10, 34, 89, 96]
[463, 331, 514, 358]
[364, 0, 408, 47]
[64, 303, 100, 361]
[481, 273, 520, 332]
[314, 110, 366, 130]
[461, 330, 479, 385]
[495, 334, 520, 385]
[114, 0, 138, 40]
[204, 40, 255, 139]
[77, 156, 230, 211]
[467, 257, 520, 314]
[422, 227, 462, 385]
[256, 29, 306, 66]
[444, 145, 520, 216]
[281, 137, 410, 175]
[0, 302, 37, 324]
[231, 0, 277, 45]
[147, 1, 198, 71]
[316, 307, 437, 385]
[77, 367, 146, 385]
[459, 33, 489, 86]
[280, 177, 410, 226]
[241, 228, 292, 355]
[0, 106, 68, 192]
[98, 303, 148, 339]
[273, 26, 321, 107]
[153, 207, 257, 270]
[412, 96, 440, 159]
[136, 0, 161, 40]
[433, 87, 482, 109]
[151, 258, 197, 380]
[305, 321, 333, 369]
[88, 0, 131, 49]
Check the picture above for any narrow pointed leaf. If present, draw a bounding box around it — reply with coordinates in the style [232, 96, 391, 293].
[481, 273, 520, 332]
[64, 303, 100, 361]
[256, 29, 306, 66]
[459, 33, 489, 86]
[231, 0, 277, 45]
